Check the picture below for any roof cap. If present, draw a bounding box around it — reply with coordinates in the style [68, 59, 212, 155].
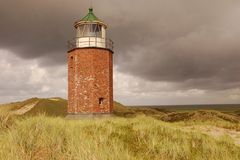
[80, 8, 100, 22]
[74, 8, 107, 28]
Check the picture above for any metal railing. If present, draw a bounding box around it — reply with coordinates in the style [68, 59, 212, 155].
[67, 37, 114, 52]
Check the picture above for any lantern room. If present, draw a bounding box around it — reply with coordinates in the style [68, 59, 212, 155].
[68, 8, 113, 51]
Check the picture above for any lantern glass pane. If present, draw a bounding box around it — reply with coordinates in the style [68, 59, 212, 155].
[79, 24, 102, 37]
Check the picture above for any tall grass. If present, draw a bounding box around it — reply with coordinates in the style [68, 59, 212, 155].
[176, 119, 240, 131]
[0, 115, 240, 160]
[160, 110, 240, 131]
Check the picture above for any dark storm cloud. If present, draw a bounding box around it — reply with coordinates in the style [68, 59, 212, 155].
[1, 0, 240, 91]
[0, 0, 89, 64]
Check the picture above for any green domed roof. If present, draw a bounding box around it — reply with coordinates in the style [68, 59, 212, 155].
[80, 8, 100, 22]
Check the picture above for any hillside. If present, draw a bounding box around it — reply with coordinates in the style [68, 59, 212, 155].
[133, 104, 240, 113]
[0, 98, 170, 118]
[1, 98, 240, 123]
[1, 97, 240, 132]
[0, 98, 128, 117]
[161, 110, 240, 123]
[1, 98, 240, 159]
[0, 115, 240, 160]
[0, 98, 67, 116]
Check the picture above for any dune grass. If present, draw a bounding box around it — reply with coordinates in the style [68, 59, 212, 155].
[0, 115, 240, 160]
[159, 110, 240, 131]
[176, 119, 240, 131]
[0, 98, 39, 112]
[0, 98, 240, 159]
[25, 98, 68, 117]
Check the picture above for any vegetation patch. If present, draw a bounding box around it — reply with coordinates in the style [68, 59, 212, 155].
[1, 98, 240, 159]
[0, 115, 240, 160]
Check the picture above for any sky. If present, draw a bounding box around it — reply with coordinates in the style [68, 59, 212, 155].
[1, 0, 240, 105]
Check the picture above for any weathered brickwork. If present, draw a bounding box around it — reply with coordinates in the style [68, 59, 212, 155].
[68, 48, 113, 114]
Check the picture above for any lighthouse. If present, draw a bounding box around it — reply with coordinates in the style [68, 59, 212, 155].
[67, 8, 114, 118]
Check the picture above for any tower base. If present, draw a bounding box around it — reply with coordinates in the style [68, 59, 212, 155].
[65, 113, 114, 120]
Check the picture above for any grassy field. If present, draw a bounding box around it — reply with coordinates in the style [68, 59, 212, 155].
[131, 104, 240, 114]
[0, 98, 240, 160]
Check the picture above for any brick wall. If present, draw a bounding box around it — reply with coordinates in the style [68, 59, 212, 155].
[68, 48, 113, 114]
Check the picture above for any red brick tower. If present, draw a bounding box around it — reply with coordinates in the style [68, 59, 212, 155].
[67, 8, 113, 118]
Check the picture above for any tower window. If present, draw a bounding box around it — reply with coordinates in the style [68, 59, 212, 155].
[79, 25, 84, 37]
[90, 24, 95, 32]
[99, 98, 104, 105]
[81, 24, 102, 37]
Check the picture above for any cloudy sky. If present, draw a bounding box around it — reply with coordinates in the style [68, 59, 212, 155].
[1, 0, 240, 105]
